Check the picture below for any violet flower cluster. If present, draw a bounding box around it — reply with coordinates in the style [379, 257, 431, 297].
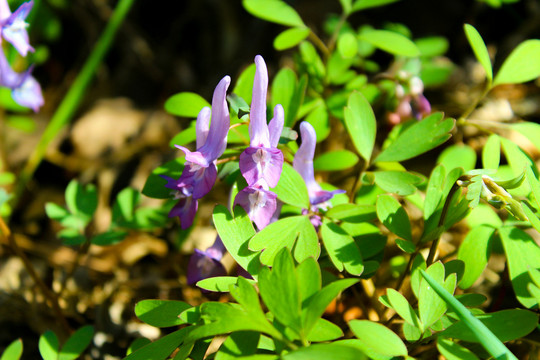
[0, 0, 43, 111]
[234, 55, 284, 230]
[161, 75, 231, 229]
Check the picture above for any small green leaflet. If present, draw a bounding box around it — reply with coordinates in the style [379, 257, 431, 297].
[375, 113, 454, 163]
[164, 92, 210, 118]
[274, 27, 310, 50]
[320, 219, 364, 275]
[135, 300, 192, 327]
[0, 339, 23, 360]
[494, 39, 540, 86]
[243, 0, 306, 27]
[348, 320, 408, 358]
[344, 92, 376, 163]
[464, 24, 493, 82]
[350, 0, 400, 12]
[358, 29, 419, 57]
[313, 150, 359, 171]
[272, 163, 310, 209]
[376, 194, 412, 241]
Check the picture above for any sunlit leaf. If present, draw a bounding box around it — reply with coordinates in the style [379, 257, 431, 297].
[464, 24, 493, 82]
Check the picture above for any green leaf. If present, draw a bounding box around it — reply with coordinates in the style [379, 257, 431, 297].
[230, 277, 270, 326]
[197, 276, 255, 293]
[376, 194, 412, 241]
[512, 122, 540, 154]
[416, 36, 449, 57]
[91, 230, 128, 246]
[283, 343, 364, 360]
[39, 331, 59, 360]
[436, 338, 479, 360]
[442, 309, 538, 344]
[320, 219, 364, 275]
[343, 92, 376, 162]
[325, 203, 376, 223]
[373, 171, 423, 196]
[305, 102, 330, 142]
[243, 0, 305, 27]
[466, 204, 502, 228]
[164, 92, 210, 118]
[215, 332, 260, 360]
[59, 326, 94, 360]
[386, 288, 421, 328]
[482, 134, 501, 170]
[351, 0, 400, 12]
[274, 27, 310, 50]
[499, 226, 540, 308]
[375, 113, 454, 163]
[1, 339, 23, 360]
[526, 166, 540, 208]
[419, 262, 455, 330]
[271, 68, 296, 125]
[420, 269, 518, 360]
[65, 180, 97, 224]
[45, 202, 70, 221]
[437, 144, 477, 172]
[112, 187, 139, 226]
[349, 320, 408, 357]
[233, 64, 256, 104]
[299, 42, 325, 79]
[424, 165, 445, 220]
[395, 238, 415, 253]
[302, 279, 359, 338]
[258, 249, 302, 334]
[249, 215, 319, 265]
[126, 338, 151, 356]
[124, 328, 189, 360]
[463, 24, 493, 82]
[135, 300, 192, 327]
[457, 225, 494, 289]
[5, 115, 36, 132]
[314, 150, 359, 171]
[272, 163, 310, 209]
[494, 39, 540, 86]
[358, 29, 419, 57]
[142, 158, 185, 199]
[339, 0, 352, 14]
[213, 205, 260, 277]
[337, 32, 358, 58]
[297, 257, 321, 305]
[169, 125, 196, 148]
[307, 318, 344, 342]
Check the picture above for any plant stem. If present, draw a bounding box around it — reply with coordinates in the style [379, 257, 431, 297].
[0, 216, 71, 335]
[308, 30, 330, 59]
[13, 0, 136, 206]
[426, 182, 461, 266]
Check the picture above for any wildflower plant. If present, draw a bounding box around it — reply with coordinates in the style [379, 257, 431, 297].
[3, 0, 540, 359]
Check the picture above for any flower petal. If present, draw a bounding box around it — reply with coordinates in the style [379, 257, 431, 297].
[234, 185, 277, 230]
[249, 55, 270, 148]
[2, 1, 34, 56]
[187, 248, 227, 285]
[239, 146, 283, 188]
[0, 0, 11, 22]
[199, 75, 231, 161]
[12, 74, 43, 112]
[268, 104, 284, 148]
[196, 106, 211, 149]
[169, 196, 198, 230]
[293, 121, 322, 196]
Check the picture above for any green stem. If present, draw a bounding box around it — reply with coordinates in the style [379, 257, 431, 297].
[13, 0, 136, 205]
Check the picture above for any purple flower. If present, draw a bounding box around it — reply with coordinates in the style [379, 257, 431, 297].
[239, 55, 284, 188]
[234, 182, 278, 230]
[293, 121, 345, 211]
[187, 237, 227, 285]
[0, 0, 34, 56]
[0, 48, 43, 111]
[162, 75, 231, 228]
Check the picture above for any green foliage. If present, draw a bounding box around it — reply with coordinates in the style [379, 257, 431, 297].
[343, 92, 376, 163]
[493, 39, 540, 86]
[38, 327, 94, 360]
[164, 93, 210, 118]
[0, 339, 23, 360]
[464, 24, 493, 82]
